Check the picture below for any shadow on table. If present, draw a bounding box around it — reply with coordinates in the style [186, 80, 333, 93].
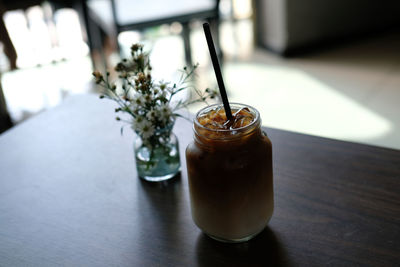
[195, 226, 290, 267]
[136, 172, 190, 247]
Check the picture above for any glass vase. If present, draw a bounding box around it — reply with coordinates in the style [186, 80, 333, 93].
[133, 128, 181, 182]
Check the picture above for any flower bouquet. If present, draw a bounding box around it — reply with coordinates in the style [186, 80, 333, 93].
[93, 44, 218, 181]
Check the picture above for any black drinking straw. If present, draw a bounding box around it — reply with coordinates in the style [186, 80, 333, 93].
[203, 23, 233, 120]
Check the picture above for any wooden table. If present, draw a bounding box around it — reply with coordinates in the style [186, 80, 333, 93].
[0, 94, 399, 266]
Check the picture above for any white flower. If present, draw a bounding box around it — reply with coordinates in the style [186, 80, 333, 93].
[115, 87, 125, 97]
[127, 88, 136, 99]
[132, 94, 145, 107]
[131, 115, 145, 132]
[159, 82, 167, 90]
[158, 90, 168, 99]
[131, 106, 140, 116]
[143, 93, 152, 104]
[152, 88, 160, 97]
[152, 86, 168, 99]
[157, 104, 172, 123]
[146, 108, 158, 121]
[137, 120, 155, 139]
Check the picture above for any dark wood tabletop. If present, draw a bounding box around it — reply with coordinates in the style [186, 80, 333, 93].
[0, 94, 399, 266]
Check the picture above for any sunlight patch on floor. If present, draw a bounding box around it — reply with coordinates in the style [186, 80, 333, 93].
[2, 57, 92, 122]
[225, 63, 392, 143]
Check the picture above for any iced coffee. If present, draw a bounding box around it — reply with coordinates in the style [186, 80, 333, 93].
[186, 103, 273, 242]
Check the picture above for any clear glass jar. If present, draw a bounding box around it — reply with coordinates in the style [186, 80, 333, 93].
[134, 125, 181, 182]
[186, 103, 274, 242]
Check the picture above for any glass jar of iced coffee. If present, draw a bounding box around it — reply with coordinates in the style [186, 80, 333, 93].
[186, 103, 274, 243]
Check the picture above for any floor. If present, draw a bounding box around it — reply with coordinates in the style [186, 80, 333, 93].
[224, 31, 400, 150]
[1, 8, 399, 150]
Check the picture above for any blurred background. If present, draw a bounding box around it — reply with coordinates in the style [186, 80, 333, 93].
[0, 0, 399, 149]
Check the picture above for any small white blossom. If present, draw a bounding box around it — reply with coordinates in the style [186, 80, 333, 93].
[131, 116, 145, 132]
[143, 93, 152, 104]
[157, 104, 172, 123]
[159, 83, 167, 90]
[132, 94, 145, 107]
[146, 108, 158, 121]
[137, 120, 155, 139]
[127, 88, 136, 99]
[131, 107, 140, 115]
[115, 87, 125, 97]
[155, 88, 168, 99]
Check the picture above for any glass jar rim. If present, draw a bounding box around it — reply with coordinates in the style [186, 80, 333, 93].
[194, 102, 260, 134]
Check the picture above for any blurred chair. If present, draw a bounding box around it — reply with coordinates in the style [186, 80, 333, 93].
[0, 78, 12, 133]
[0, 0, 90, 130]
[0, 0, 92, 68]
[85, 0, 221, 67]
[0, 0, 39, 133]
